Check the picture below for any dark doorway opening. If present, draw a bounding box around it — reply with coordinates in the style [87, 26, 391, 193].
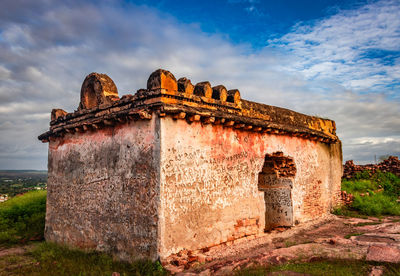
[258, 152, 296, 231]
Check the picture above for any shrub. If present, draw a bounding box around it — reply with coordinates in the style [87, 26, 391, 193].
[353, 170, 371, 180]
[373, 171, 400, 197]
[352, 193, 400, 216]
[340, 171, 400, 216]
[0, 190, 46, 244]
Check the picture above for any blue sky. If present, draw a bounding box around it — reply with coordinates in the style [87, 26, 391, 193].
[132, 0, 370, 47]
[0, 0, 399, 169]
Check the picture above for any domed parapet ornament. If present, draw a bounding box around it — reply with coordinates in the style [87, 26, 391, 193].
[79, 73, 119, 110]
[147, 69, 178, 92]
[212, 85, 228, 102]
[194, 81, 212, 98]
[51, 109, 68, 121]
[177, 77, 194, 95]
[227, 89, 241, 105]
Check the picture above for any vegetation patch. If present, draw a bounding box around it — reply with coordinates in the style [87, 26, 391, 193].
[337, 171, 400, 216]
[353, 221, 381, 227]
[344, 232, 364, 239]
[0, 190, 46, 245]
[352, 193, 400, 216]
[284, 240, 297, 248]
[0, 242, 166, 276]
[332, 208, 369, 218]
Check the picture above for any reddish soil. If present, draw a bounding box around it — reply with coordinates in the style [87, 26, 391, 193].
[163, 215, 400, 275]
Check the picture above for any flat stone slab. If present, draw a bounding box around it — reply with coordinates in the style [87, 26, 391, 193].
[346, 218, 377, 225]
[356, 235, 396, 243]
[366, 245, 400, 263]
[352, 233, 400, 247]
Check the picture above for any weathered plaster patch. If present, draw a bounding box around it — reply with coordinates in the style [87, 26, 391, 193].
[46, 116, 161, 261]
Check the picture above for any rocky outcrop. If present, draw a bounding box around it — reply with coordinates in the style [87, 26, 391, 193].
[343, 156, 400, 179]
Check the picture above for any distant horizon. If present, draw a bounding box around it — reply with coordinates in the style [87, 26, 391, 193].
[0, 169, 47, 172]
[2, 155, 400, 171]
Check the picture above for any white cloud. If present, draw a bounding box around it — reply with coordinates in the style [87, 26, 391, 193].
[271, 0, 400, 91]
[0, 0, 399, 169]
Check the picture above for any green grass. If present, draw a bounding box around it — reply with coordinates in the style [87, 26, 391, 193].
[344, 232, 364, 239]
[0, 190, 47, 244]
[352, 193, 400, 216]
[284, 240, 297, 248]
[332, 207, 369, 218]
[341, 179, 377, 194]
[353, 221, 381, 227]
[337, 171, 400, 217]
[0, 191, 166, 275]
[0, 242, 166, 276]
[235, 259, 400, 276]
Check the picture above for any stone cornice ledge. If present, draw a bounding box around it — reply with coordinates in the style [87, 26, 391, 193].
[38, 69, 339, 144]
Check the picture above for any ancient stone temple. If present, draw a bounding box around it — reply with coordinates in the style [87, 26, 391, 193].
[38, 69, 343, 261]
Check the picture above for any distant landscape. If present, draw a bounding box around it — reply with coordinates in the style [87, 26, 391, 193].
[0, 170, 47, 197]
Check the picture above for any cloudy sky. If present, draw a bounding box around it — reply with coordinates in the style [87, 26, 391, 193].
[0, 0, 399, 169]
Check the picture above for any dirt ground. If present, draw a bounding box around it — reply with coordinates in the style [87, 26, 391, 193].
[163, 214, 400, 275]
[0, 215, 399, 275]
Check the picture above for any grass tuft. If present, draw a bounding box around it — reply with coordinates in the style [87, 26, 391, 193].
[344, 233, 364, 239]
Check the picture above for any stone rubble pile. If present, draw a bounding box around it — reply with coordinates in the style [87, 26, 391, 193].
[340, 191, 354, 205]
[343, 156, 400, 179]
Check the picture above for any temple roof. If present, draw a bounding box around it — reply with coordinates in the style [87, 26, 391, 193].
[38, 69, 338, 143]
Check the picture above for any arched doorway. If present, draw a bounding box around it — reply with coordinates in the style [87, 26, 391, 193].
[258, 152, 296, 231]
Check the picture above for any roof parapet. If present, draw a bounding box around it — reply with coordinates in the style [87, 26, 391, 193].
[38, 68, 338, 144]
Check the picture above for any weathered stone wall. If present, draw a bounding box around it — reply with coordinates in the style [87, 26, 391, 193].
[158, 117, 342, 258]
[45, 116, 161, 261]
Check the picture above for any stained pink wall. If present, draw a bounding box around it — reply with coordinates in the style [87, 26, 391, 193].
[46, 116, 161, 261]
[159, 117, 342, 257]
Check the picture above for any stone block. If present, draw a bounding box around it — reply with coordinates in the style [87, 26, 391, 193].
[366, 245, 400, 263]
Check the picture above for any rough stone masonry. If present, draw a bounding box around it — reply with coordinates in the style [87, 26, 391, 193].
[38, 69, 343, 261]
